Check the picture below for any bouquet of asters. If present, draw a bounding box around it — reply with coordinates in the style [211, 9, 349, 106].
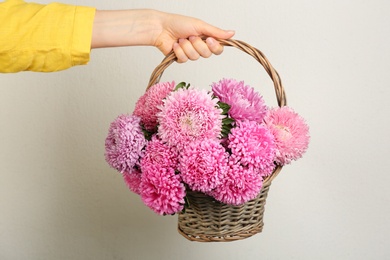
[104, 78, 309, 215]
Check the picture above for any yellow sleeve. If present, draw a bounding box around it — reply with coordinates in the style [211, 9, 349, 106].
[0, 0, 96, 73]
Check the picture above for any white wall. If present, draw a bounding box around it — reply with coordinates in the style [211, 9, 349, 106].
[1, 0, 389, 259]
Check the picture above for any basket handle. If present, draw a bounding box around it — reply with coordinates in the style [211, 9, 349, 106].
[147, 38, 285, 185]
[147, 38, 287, 107]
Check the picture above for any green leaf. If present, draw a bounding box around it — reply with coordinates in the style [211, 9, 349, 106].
[174, 82, 186, 91]
[221, 126, 233, 137]
[217, 101, 231, 115]
[184, 196, 190, 208]
[222, 117, 235, 125]
[141, 125, 156, 141]
[174, 82, 191, 91]
[180, 195, 190, 214]
[220, 115, 235, 138]
[142, 129, 152, 141]
[223, 126, 233, 132]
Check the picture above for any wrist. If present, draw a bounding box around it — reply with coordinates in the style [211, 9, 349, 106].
[91, 9, 164, 48]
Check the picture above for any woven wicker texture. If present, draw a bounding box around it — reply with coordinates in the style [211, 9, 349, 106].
[147, 39, 286, 242]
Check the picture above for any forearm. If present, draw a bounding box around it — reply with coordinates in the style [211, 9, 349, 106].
[0, 1, 95, 73]
[90, 8, 234, 61]
[91, 9, 163, 49]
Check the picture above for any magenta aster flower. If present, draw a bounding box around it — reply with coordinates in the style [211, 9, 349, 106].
[264, 106, 310, 165]
[123, 169, 142, 195]
[212, 78, 267, 123]
[140, 135, 178, 171]
[157, 87, 224, 149]
[140, 165, 186, 215]
[210, 160, 263, 205]
[178, 139, 228, 193]
[105, 115, 147, 173]
[228, 120, 276, 177]
[133, 81, 175, 131]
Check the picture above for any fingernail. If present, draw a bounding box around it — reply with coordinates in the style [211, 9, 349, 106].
[226, 30, 235, 35]
[206, 37, 215, 45]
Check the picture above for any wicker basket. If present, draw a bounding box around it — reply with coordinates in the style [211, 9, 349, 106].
[147, 39, 287, 242]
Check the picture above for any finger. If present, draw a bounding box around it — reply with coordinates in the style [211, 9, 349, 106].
[206, 37, 224, 55]
[173, 42, 188, 63]
[178, 38, 200, 61]
[189, 36, 212, 58]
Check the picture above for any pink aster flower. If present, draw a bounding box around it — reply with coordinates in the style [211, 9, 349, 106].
[133, 92, 147, 120]
[140, 165, 186, 215]
[210, 160, 263, 205]
[178, 139, 228, 193]
[157, 87, 224, 149]
[140, 135, 178, 171]
[212, 78, 267, 123]
[105, 115, 147, 173]
[123, 169, 142, 195]
[228, 120, 276, 177]
[264, 106, 310, 165]
[133, 81, 175, 131]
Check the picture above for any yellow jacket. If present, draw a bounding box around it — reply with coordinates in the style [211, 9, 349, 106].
[0, 0, 96, 73]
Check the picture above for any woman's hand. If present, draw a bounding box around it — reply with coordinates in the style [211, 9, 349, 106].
[92, 9, 235, 62]
[153, 11, 235, 62]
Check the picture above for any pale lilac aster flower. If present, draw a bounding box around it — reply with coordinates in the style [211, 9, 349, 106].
[212, 78, 267, 123]
[140, 165, 186, 215]
[264, 106, 310, 165]
[228, 120, 276, 177]
[123, 169, 142, 195]
[140, 135, 178, 171]
[105, 115, 147, 173]
[133, 81, 175, 131]
[157, 87, 224, 149]
[178, 139, 228, 193]
[210, 159, 263, 205]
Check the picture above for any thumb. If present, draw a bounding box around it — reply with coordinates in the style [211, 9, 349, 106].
[196, 22, 235, 39]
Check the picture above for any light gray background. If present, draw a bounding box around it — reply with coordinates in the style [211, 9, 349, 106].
[1, 0, 389, 259]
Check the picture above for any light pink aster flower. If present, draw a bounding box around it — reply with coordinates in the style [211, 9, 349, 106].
[264, 106, 310, 165]
[140, 135, 178, 171]
[123, 169, 142, 195]
[228, 120, 276, 177]
[157, 87, 224, 149]
[212, 78, 267, 123]
[140, 165, 186, 215]
[210, 160, 263, 205]
[133, 81, 175, 131]
[178, 139, 228, 193]
[105, 115, 147, 173]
